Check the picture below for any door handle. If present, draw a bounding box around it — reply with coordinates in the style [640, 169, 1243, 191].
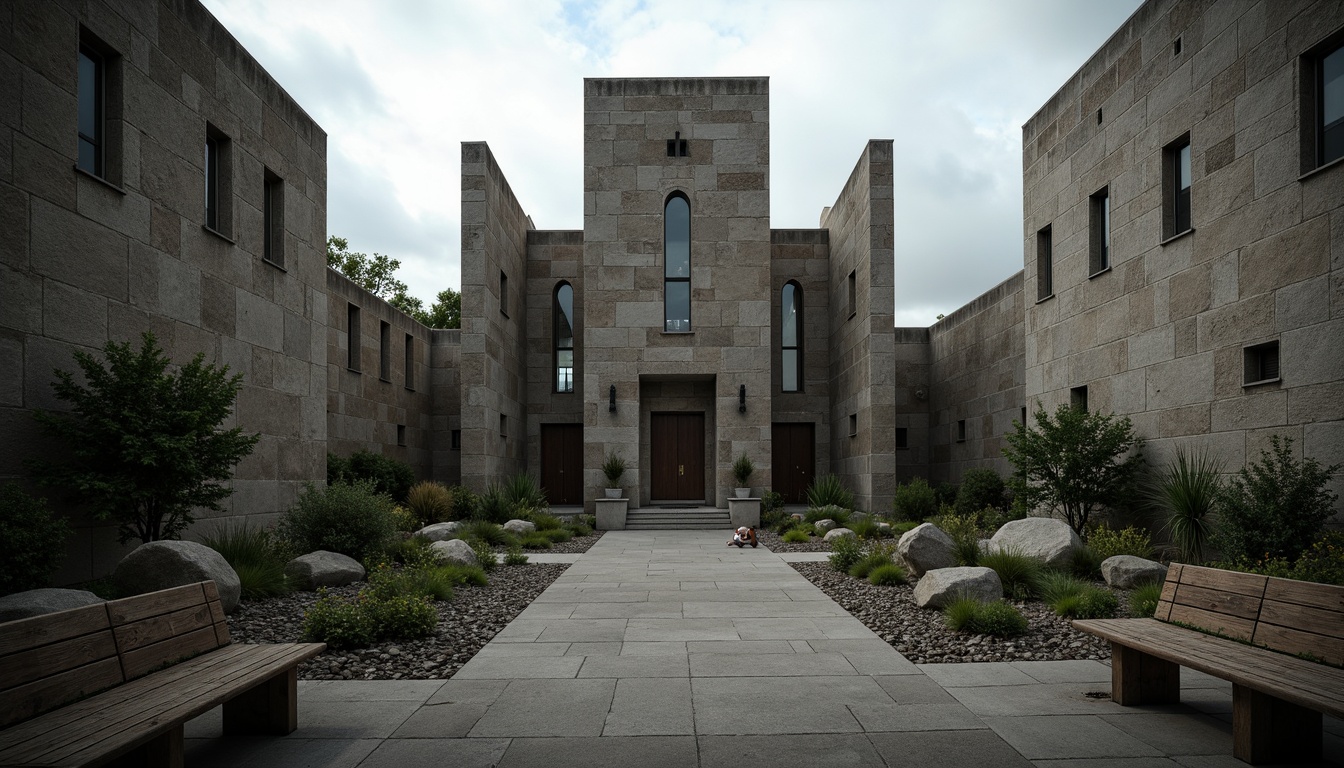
[679, 464, 684, 476]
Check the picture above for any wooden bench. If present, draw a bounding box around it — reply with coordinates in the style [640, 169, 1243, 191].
[1074, 563, 1344, 765]
[0, 580, 324, 767]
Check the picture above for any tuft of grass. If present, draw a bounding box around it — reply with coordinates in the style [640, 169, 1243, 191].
[1128, 582, 1162, 617]
[806, 474, 854, 510]
[566, 521, 593, 537]
[1035, 571, 1090, 606]
[519, 532, 553, 550]
[848, 550, 892, 579]
[827, 535, 864, 572]
[1069, 545, 1105, 579]
[943, 597, 1028, 636]
[540, 527, 573, 543]
[1147, 447, 1222, 564]
[201, 520, 292, 600]
[782, 528, 811, 543]
[1052, 586, 1119, 619]
[530, 512, 563, 531]
[978, 547, 1043, 600]
[805, 505, 851, 528]
[457, 520, 512, 547]
[868, 563, 907, 586]
[405, 481, 453, 527]
[469, 538, 498, 572]
[503, 547, 529, 566]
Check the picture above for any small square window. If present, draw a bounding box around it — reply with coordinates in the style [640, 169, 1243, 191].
[666, 131, 688, 157]
[451, 430, 461, 451]
[957, 420, 966, 443]
[396, 424, 406, 447]
[1036, 225, 1053, 301]
[500, 271, 509, 317]
[1071, 385, 1089, 412]
[1243, 341, 1280, 386]
[895, 427, 908, 449]
[1163, 135, 1192, 240]
[849, 413, 858, 437]
[1089, 188, 1110, 276]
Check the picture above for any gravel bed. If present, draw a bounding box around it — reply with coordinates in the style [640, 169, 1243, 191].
[492, 530, 604, 554]
[228, 563, 569, 680]
[755, 529, 831, 552]
[790, 562, 1113, 664]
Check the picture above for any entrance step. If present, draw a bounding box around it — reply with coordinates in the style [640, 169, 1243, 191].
[624, 507, 732, 530]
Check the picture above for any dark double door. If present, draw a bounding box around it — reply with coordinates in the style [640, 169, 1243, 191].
[772, 422, 815, 504]
[540, 424, 583, 505]
[651, 412, 705, 502]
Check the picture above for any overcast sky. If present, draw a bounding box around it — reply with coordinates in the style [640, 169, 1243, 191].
[200, 0, 1143, 327]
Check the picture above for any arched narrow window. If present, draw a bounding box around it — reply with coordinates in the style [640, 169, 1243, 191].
[664, 193, 691, 332]
[554, 282, 575, 393]
[781, 281, 803, 392]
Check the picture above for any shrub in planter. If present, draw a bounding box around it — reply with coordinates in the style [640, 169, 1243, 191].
[280, 481, 396, 563]
[0, 484, 71, 596]
[732, 453, 754, 490]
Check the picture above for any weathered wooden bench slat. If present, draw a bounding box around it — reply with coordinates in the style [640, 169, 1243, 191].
[0, 605, 111, 656]
[120, 625, 226, 681]
[1264, 578, 1344, 612]
[1170, 582, 1263, 620]
[0, 632, 119, 692]
[0, 659, 126, 732]
[1176, 566, 1267, 597]
[112, 603, 217, 654]
[1251, 622, 1344, 667]
[104, 583, 211, 626]
[1164, 603, 1256, 642]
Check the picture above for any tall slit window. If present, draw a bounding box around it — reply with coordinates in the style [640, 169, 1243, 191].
[664, 193, 691, 332]
[781, 281, 803, 392]
[1089, 187, 1110, 275]
[554, 282, 575, 393]
[1036, 225, 1053, 301]
[1165, 135, 1191, 238]
[77, 44, 104, 176]
[1319, 44, 1343, 167]
[263, 168, 284, 267]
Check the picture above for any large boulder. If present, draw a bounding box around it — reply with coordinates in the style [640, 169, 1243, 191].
[0, 588, 105, 623]
[416, 522, 460, 542]
[113, 541, 242, 613]
[284, 551, 365, 591]
[987, 518, 1081, 569]
[813, 519, 837, 533]
[430, 539, 480, 566]
[1102, 555, 1169, 589]
[913, 567, 1003, 609]
[897, 523, 957, 577]
[503, 519, 536, 535]
[823, 527, 855, 542]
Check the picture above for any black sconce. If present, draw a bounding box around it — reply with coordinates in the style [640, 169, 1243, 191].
[738, 384, 746, 414]
[609, 384, 616, 413]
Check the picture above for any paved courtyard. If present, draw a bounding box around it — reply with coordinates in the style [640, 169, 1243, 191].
[184, 531, 1343, 767]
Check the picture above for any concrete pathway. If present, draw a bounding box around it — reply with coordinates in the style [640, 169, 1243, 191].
[184, 531, 1343, 767]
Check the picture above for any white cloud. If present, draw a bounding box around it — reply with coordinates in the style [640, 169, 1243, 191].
[201, 0, 1142, 316]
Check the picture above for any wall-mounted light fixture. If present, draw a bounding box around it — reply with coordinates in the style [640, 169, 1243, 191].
[738, 384, 747, 414]
[609, 384, 616, 413]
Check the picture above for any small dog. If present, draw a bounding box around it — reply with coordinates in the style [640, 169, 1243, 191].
[728, 526, 758, 548]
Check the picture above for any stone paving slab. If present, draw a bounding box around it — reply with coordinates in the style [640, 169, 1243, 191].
[182, 531, 1344, 767]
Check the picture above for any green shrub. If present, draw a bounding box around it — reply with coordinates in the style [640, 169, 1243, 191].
[438, 562, 489, 587]
[470, 538, 499, 571]
[827, 534, 864, 572]
[1210, 531, 1344, 586]
[365, 594, 438, 641]
[1128, 582, 1162, 617]
[1069, 545, 1105, 579]
[848, 516, 886, 540]
[1087, 524, 1154, 560]
[201, 520, 292, 600]
[280, 481, 396, 562]
[326, 453, 349, 486]
[1146, 447, 1221, 563]
[331, 449, 415, 503]
[868, 563, 907, 586]
[1051, 586, 1118, 619]
[602, 451, 627, 487]
[954, 469, 1006, 517]
[782, 528, 811, 543]
[448, 485, 479, 520]
[806, 474, 854, 510]
[1213, 435, 1339, 564]
[384, 535, 434, 566]
[566, 521, 593, 537]
[475, 483, 512, 524]
[1034, 571, 1087, 604]
[934, 482, 959, 508]
[805, 505, 851, 528]
[457, 520, 512, 546]
[978, 547, 1043, 600]
[944, 598, 1027, 637]
[0, 484, 72, 596]
[519, 532, 553, 550]
[405, 481, 453, 527]
[848, 549, 892, 579]
[933, 511, 983, 567]
[892, 478, 939, 522]
[539, 527, 572, 543]
[303, 592, 375, 649]
[530, 512, 563, 531]
[760, 491, 785, 516]
[504, 547, 529, 566]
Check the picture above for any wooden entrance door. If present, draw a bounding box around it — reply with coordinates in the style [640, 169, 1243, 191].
[540, 424, 583, 505]
[650, 412, 705, 501]
[772, 422, 815, 504]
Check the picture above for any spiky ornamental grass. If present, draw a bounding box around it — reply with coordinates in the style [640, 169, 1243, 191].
[806, 474, 854, 511]
[1146, 447, 1222, 564]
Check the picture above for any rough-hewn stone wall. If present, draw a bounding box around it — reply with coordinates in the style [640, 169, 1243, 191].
[525, 230, 584, 481]
[892, 328, 933, 483]
[430, 329, 461, 487]
[325, 269, 433, 481]
[1023, 0, 1344, 504]
[0, 0, 328, 582]
[770, 229, 832, 491]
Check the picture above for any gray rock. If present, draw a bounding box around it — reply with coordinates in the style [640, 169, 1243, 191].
[790, 513, 805, 522]
[503, 519, 536, 535]
[416, 522, 460, 542]
[285, 551, 366, 591]
[897, 523, 957, 577]
[113, 540, 242, 613]
[877, 522, 893, 534]
[814, 519, 837, 533]
[0, 588, 105, 623]
[429, 538, 479, 566]
[823, 527, 855, 541]
[913, 567, 1003, 609]
[1101, 555, 1169, 589]
[987, 517, 1081, 569]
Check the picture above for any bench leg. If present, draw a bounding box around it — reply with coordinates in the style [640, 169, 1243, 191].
[1110, 643, 1179, 706]
[1232, 684, 1321, 765]
[223, 667, 299, 735]
[107, 725, 183, 768]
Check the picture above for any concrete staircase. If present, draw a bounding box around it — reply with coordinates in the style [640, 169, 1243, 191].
[624, 506, 732, 530]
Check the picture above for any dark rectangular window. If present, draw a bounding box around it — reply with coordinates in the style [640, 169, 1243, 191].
[347, 303, 360, 371]
[404, 333, 415, 391]
[379, 321, 391, 381]
[499, 271, 509, 317]
[957, 420, 967, 443]
[1312, 43, 1344, 169]
[1243, 341, 1280, 386]
[500, 414, 507, 437]
[849, 413, 857, 437]
[895, 427, 908, 449]
[1036, 226, 1053, 301]
[451, 430, 461, 451]
[1021, 406, 1027, 427]
[204, 126, 232, 237]
[396, 425, 406, 447]
[664, 195, 691, 331]
[1089, 187, 1110, 275]
[847, 270, 857, 319]
[1071, 385, 1089, 412]
[77, 44, 104, 177]
[263, 168, 284, 266]
[1164, 135, 1191, 238]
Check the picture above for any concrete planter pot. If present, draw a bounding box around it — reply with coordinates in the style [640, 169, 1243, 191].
[604, 488, 622, 499]
[734, 487, 750, 499]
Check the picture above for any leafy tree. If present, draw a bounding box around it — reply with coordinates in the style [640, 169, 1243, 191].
[327, 236, 460, 329]
[29, 333, 259, 544]
[1002, 403, 1144, 537]
[1212, 435, 1339, 564]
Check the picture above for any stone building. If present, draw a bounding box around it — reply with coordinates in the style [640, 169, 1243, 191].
[2, 0, 1340, 583]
